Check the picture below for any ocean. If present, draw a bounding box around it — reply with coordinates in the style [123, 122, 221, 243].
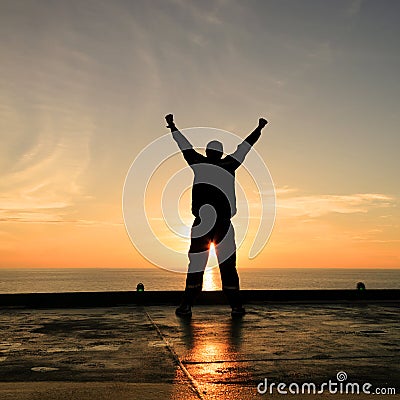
[0, 268, 399, 294]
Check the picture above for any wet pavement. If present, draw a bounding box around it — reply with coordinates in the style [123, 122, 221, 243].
[0, 304, 399, 399]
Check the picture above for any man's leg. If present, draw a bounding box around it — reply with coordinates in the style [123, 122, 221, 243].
[181, 254, 207, 307]
[215, 220, 244, 315]
[177, 218, 210, 315]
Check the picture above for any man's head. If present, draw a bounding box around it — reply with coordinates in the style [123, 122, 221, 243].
[206, 140, 223, 161]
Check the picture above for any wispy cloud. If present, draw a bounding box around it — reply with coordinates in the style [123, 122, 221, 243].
[170, 0, 224, 26]
[275, 186, 298, 195]
[0, 135, 90, 223]
[274, 188, 395, 218]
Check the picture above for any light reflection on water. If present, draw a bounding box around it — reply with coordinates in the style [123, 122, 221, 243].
[203, 266, 221, 291]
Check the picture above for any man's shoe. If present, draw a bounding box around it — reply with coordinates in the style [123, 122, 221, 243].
[231, 307, 246, 318]
[175, 304, 192, 318]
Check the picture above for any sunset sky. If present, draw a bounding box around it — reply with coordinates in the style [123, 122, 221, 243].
[1, 0, 399, 269]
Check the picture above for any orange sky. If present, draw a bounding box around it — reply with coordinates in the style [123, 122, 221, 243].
[1, 1, 399, 269]
[2, 186, 398, 269]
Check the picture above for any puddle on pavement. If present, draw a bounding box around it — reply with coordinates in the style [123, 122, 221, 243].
[31, 366, 60, 372]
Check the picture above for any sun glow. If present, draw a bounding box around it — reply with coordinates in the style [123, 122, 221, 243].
[201, 243, 219, 291]
[209, 242, 215, 253]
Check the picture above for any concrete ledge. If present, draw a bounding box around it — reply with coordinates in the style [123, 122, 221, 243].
[0, 289, 399, 308]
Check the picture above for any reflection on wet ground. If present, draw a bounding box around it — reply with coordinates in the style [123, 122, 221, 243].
[0, 304, 399, 399]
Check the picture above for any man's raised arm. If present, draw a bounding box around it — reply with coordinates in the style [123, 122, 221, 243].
[228, 118, 268, 167]
[165, 114, 192, 151]
[243, 118, 268, 146]
[165, 114, 201, 165]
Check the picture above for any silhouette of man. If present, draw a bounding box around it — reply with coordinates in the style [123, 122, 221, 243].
[166, 114, 268, 317]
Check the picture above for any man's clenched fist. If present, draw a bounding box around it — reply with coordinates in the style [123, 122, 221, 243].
[165, 114, 174, 126]
[258, 118, 268, 128]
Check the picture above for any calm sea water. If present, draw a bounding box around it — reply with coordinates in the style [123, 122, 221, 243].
[0, 268, 399, 293]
